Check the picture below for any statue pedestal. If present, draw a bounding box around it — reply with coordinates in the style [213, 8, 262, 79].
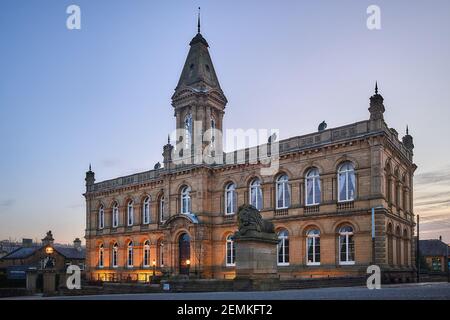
[26, 269, 38, 293]
[234, 231, 279, 291]
[43, 270, 56, 295]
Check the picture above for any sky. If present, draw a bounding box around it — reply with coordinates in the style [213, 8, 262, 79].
[0, 0, 449, 244]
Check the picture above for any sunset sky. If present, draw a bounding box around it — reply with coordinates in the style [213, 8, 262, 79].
[0, 0, 449, 244]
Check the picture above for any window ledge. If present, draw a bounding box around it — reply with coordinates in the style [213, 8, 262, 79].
[339, 261, 355, 266]
[277, 263, 290, 267]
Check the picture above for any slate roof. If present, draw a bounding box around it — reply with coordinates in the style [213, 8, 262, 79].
[1, 246, 40, 259]
[419, 239, 449, 256]
[54, 246, 85, 259]
[0, 245, 85, 260]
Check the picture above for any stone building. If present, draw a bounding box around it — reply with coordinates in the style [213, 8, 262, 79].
[419, 237, 449, 273]
[0, 231, 85, 287]
[84, 20, 417, 283]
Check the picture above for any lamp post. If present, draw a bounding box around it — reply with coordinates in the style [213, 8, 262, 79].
[186, 259, 191, 277]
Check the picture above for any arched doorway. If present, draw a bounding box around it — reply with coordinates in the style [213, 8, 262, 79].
[178, 233, 191, 275]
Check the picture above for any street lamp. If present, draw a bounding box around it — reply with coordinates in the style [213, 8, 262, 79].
[186, 259, 191, 276]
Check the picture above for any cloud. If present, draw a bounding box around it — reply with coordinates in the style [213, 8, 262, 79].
[0, 199, 15, 207]
[66, 203, 83, 209]
[415, 165, 450, 185]
[101, 158, 121, 168]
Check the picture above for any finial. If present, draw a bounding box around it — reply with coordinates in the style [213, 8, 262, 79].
[406, 125, 409, 135]
[375, 81, 378, 94]
[89, 163, 92, 171]
[168, 134, 170, 144]
[197, 7, 201, 34]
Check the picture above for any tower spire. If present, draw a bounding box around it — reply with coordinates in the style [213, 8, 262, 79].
[197, 7, 201, 34]
[406, 125, 409, 135]
[375, 81, 378, 94]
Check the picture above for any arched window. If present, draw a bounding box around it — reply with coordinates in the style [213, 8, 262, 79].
[403, 229, 409, 266]
[98, 244, 104, 268]
[98, 205, 104, 229]
[210, 117, 216, 150]
[306, 229, 320, 265]
[112, 243, 118, 268]
[395, 182, 401, 208]
[277, 229, 289, 266]
[226, 235, 236, 266]
[249, 178, 263, 210]
[338, 226, 355, 265]
[127, 241, 134, 268]
[387, 224, 394, 265]
[127, 200, 134, 226]
[142, 196, 150, 225]
[112, 202, 119, 228]
[225, 183, 237, 215]
[143, 240, 150, 267]
[181, 186, 191, 214]
[305, 168, 321, 206]
[385, 163, 392, 205]
[276, 174, 290, 209]
[159, 195, 165, 223]
[158, 240, 165, 267]
[185, 113, 193, 149]
[396, 226, 401, 266]
[338, 162, 356, 202]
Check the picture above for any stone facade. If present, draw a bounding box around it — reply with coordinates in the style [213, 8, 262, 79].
[84, 25, 417, 283]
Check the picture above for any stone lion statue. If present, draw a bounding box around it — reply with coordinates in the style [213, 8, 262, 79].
[237, 204, 275, 236]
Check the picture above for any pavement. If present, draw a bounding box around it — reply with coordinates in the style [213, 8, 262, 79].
[4, 282, 450, 300]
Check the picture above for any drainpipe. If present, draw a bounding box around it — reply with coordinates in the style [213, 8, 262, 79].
[416, 214, 420, 283]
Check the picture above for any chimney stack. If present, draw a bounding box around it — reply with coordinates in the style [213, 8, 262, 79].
[73, 238, 82, 251]
[439, 235, 442, 241]
[22, 238, 32, 248]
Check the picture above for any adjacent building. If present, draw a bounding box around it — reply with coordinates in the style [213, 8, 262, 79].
[0, 231, 85, 287]
[419, 237, 449, 273]
[84, 20, 417, 283]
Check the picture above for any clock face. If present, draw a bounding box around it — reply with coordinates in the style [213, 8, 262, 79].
[45, 246, 54, 254]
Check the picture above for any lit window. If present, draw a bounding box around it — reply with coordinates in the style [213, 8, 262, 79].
[143, 240, 150, 268]
[225, 183, 237, 215]
[305, 168, 321, 206]
[127, 241, 134, 268]
[112, 243, 118, 268]
[112, 202, 119, 228]
[181, 186, 191, 214]
[158, 241, 164, 267]
[339, 226, 355, 265]
[277, 229, 289, 266]
[306, 229, 320, 265]
[98, 244, 104, 268]
[127, 200, 134, 226]
[98, 205, 104, 229]
[249, 178, 263, 210]
[276, 175, 290, 209]
[142, 196, 150, 225]
[226, 235, 236, 266]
